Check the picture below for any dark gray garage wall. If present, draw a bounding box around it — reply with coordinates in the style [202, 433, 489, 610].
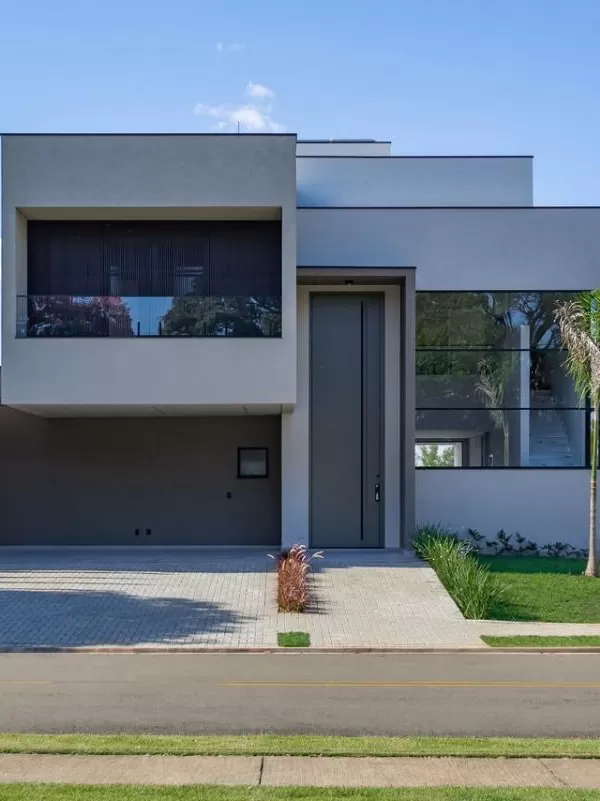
[0, 410, 281, 546]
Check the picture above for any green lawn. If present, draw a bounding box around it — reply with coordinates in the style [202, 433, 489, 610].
[2, 787, 600, 801]
[1, 734, 600, 758]
[278, 632, 311, 647]
[478, 557, 600, 622]
[482, 635, 600, 648]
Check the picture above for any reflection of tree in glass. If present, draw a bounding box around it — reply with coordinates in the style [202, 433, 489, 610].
[417, 292, 504, 348]
[508, 292, 574, 392]
[417, 293, 509, 385]
[507, 292, 573, 349]
[476, 353, 518, 466]
[28, 296, 133, 337]
[417, 291, 576, 351]
[160, 296, 281, 337]
[418, 443, 455, 467]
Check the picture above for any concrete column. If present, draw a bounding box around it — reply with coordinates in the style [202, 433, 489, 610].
[384, 285, 402, 548]
[519, 325, 531, 466]
[281, 287, 310, 548]
[400, 271, 416, 549]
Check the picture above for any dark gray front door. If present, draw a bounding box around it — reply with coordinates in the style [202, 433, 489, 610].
[310, 294, 384, 548]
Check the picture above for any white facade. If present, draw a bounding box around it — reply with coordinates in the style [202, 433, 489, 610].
[1, 134, 599, 549]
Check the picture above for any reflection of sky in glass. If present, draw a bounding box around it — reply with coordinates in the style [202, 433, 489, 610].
[123, 297, 175, 335]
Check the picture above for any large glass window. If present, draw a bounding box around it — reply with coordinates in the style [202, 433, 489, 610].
[416, 292, 589, 468]
[21, 220, 282, 338]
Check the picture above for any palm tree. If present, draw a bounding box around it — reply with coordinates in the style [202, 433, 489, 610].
[555, 291, 600, 577]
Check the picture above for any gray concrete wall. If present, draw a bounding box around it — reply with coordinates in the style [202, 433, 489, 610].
[1, 135, 297, 409]
[2, 134, 297, 208]
[0, 408, 281, 546]
[296, 141, 392, 156]
[297, 157, 533, 207]
[298, 207, 600, 289]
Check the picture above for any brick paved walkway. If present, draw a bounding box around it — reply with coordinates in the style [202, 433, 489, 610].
[0, 548, 479, 649]
[280, 551, 481, 647]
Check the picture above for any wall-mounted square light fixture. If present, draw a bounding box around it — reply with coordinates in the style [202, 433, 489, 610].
[237, 447, 269, 478]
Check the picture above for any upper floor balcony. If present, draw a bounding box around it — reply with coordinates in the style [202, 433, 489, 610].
[1, 134, 297, 414]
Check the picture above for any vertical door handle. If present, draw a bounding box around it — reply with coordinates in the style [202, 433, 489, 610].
[374, 482, 381, 502]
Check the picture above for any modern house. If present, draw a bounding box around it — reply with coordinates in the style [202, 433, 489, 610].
[1, 134, 598, 549]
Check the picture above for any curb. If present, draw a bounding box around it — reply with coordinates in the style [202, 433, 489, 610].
[1, 645, 600, 654]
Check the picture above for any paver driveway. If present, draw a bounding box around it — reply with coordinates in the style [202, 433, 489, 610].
[0, 548, 480, 648]
[280, 550, 482, 647]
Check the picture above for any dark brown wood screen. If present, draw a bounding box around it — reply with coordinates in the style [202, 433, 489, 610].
[27, 220, 282, 298]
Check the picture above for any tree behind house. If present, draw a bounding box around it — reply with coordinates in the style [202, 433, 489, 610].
[419, 444, 455, 467]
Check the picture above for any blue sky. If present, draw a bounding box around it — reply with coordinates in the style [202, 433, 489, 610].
[0, 0, 599, 204]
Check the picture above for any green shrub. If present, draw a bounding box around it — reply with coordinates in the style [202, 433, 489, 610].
[414, 524, 504, 619]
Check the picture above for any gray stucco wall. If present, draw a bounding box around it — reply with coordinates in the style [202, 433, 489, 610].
[297, 157, 533, 207]
[1, 134, 297, 409]
[0, 409, 281, 546]
[2, 134, 297, 208]
[298, 207, 600, 289]
[416, 469, 594, 550]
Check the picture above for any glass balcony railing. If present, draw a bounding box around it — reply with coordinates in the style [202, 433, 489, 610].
[17, 295, 282, 338]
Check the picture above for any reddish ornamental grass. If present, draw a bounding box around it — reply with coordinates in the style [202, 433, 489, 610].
[270, 545, 323, 612]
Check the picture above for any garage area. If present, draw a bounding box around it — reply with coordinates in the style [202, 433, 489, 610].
[0, 408, 281, 546]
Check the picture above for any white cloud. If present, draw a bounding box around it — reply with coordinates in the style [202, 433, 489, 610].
[246, 81, 275, 99]
[194, 102, 285, 133]
[216, 42, 245, 53]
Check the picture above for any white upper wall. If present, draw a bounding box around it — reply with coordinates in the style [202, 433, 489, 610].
[298, 207, 600, 290]
[297, 156, 533, 207]
[1, 134, 298, 410]
[296, 140, 391, 157]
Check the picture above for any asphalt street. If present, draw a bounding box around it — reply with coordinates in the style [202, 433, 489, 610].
[0, 652, 598, 736]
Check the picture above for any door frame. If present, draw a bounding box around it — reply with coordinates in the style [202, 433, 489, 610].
[309, 292, 385, 548]
[303, 283, 402, 548]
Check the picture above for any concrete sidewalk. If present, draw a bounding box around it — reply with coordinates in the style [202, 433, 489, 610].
[1, 754, 599, 788]
[473, 620, 600, 637]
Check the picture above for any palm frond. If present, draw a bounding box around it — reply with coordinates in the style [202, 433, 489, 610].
[555, 291, 600, 403]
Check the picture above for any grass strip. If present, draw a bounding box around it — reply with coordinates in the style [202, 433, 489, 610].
[0, 734, 600, 758]
[278, 632, 311, 647]
[2, 785, 600, 800]
[479, 557, 600, 623]
[482, 635, 600, 648]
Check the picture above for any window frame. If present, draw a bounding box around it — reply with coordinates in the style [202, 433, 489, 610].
[237, 447, 270, 479]
[415, 290, 591, 470]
